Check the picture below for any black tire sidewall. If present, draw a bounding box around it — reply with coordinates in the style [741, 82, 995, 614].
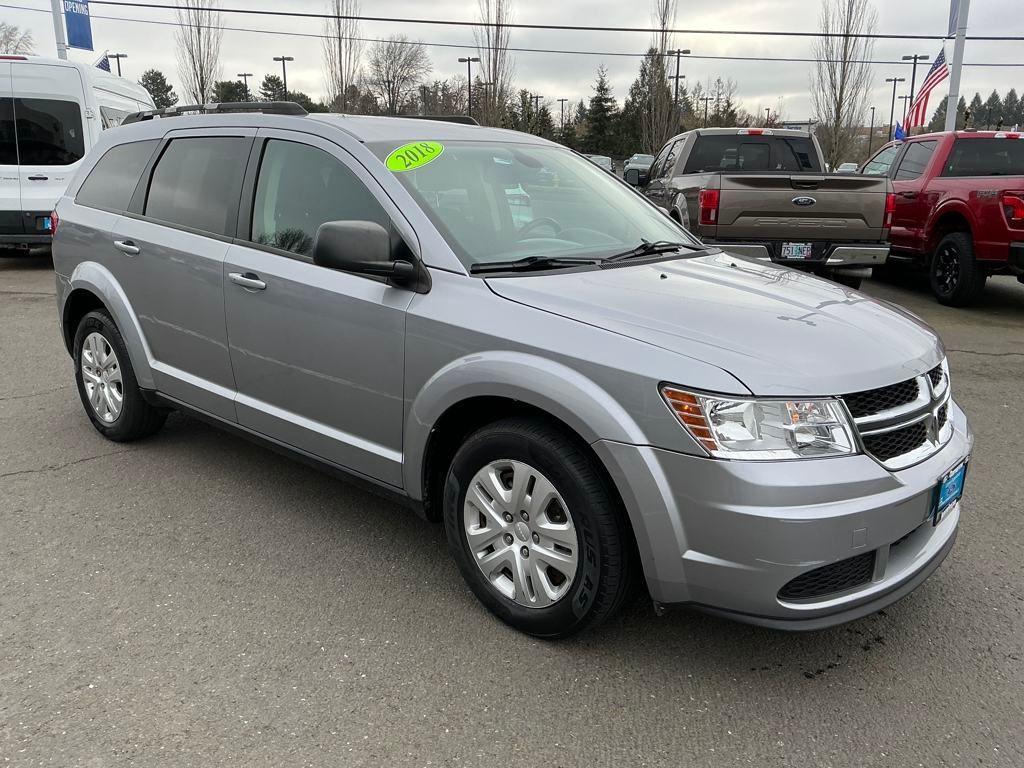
[72, 311, 151, 441]
[931, 232, 983, 305]
[443, 422, 611, 638]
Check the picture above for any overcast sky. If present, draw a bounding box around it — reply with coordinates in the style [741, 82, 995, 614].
[7, 0, 1023, 124]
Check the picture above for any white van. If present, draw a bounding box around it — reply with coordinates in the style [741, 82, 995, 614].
[1, 55, 155, 251]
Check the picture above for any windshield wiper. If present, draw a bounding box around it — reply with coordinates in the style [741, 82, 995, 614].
[604, 240, 704, 262]
[470, 255, 605, 274]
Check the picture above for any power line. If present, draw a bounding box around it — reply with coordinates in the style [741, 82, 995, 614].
[86, 0, 1024, 42]
[4, 3, 1024, 68]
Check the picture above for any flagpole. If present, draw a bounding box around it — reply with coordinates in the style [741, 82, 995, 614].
[944, 0, 970, 132]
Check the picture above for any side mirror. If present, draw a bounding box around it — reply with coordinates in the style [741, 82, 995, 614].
[625, 168, 640, 186]
[313, 220, 423, 290]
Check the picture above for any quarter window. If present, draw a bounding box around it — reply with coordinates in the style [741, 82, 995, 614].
[894, 141, 937, 181]
[144, 136, 250, 236]
[12, 98, 84, 165]
[250, 139, 389, 258]
[77, 140, 158, 212]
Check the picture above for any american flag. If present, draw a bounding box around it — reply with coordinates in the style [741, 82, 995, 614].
[905, 49, 949, 130]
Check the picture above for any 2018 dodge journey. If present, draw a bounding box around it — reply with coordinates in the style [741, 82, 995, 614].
[52, 102, 973, 637]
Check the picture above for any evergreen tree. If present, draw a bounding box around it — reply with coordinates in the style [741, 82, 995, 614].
[584, 65, 619, 154]
[983, 89, 1003, 129]
[1003, 88, 1021, 129]
[212, 80, 250, 103]
[138, 69, 177, 109]
[927, 99, 947, 132]
[967, 92, 984, 129]
[621, 49, 673, 153]
[259, 74, 286, 102]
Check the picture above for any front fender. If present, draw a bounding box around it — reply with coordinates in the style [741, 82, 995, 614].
[65, 261, 156, 390]
[402, 351, 647, 500]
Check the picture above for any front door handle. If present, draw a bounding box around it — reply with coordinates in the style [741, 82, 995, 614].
[113, 239, 140, 255]
[898, 191, 918, 199]
[228, 272, 267, 291]
[27, 175, 49, 181]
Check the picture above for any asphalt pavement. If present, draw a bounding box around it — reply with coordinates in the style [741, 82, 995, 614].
[2, 253, 1022, 767]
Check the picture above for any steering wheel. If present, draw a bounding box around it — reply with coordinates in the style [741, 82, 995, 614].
[517, 217, 562, 239]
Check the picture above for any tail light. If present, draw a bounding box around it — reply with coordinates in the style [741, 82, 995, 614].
[883, 192, 896, 229]
[699, 188, 721, 226]
[1002, 193, 1024, 227]
[50, 210, 59, 236]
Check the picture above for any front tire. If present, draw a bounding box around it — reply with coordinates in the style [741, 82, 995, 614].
[73, 310, 167, 441]
[443, 417, 634, 638]
[930, 232, 987, 306]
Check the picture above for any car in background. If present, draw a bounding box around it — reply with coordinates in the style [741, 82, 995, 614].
[1, 56, 155, 253]
[584, 154, 614, 173]
[861, 130, 1024, 305]
[623, 153, 655, 176]
[836, 162, 860, 173]
[627, 127, 894, 288]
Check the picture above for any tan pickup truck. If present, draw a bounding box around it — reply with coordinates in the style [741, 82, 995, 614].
[625, 128, 895, 288]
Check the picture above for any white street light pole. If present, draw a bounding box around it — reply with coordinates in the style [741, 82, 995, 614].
[49, 0, 68, 60]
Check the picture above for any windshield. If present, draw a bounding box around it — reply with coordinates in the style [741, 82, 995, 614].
[370, 140, 696, 269]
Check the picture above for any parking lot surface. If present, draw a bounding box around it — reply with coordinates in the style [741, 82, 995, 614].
[2, 255, 1022, 767]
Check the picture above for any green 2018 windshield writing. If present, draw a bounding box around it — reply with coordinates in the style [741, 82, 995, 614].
[386, 141, 444, 172]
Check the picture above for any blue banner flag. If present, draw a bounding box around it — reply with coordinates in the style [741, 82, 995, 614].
[64, 0, 94, 51]
[894, 123, 907, 141]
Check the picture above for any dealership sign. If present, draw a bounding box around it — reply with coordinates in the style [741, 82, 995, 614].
[64, 0, 94, 51]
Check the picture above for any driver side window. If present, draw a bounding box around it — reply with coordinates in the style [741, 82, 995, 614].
[251, 139, 390, 258]
[861, 145, 900, 176]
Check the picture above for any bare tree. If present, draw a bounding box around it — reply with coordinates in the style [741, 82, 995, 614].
[474, 0, 515, 126]
[811, 0, 877, 168]
[0, 22, 34, 55]
[642, 0, 678, 152]
[322, 0, 363, 111]
[367, 35, 431, 115]
[174, 0, 224, 104]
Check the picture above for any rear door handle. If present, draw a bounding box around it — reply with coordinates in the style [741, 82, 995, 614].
[27, 175, 49, 181]
[113, 240, 140, 255]
[228, 272, 267, 291]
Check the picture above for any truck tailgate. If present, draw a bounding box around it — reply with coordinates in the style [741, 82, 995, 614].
[707, 173, 891, 242]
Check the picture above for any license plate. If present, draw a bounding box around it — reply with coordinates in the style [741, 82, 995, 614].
[41, 216, 52, 232]
[931, 461, 967, 525]
[781, 242, 813, 259]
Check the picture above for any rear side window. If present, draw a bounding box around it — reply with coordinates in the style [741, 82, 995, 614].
[250, 139, 389, 258]
[941, 138, 1024, 177]
[894, 140, 937, 181]
[77, 140, 158, 212]
[144, 137, 250, 236]
[0, 98, 15, 165]
[13, 98, 84, 165]
[683, 135, 822, 173]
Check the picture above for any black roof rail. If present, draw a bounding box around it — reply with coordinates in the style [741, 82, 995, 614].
[395, 114, 480, 126]
[123, 101, 308, 125]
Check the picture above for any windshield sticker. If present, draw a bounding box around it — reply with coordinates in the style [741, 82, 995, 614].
[386, 141, 445, 172]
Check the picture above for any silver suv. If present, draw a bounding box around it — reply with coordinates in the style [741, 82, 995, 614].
[52, 103, 973, 637]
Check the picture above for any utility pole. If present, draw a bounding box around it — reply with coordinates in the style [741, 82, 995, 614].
[557, 97, 568, 131]
[945, 0, 970, 132]
[109, 53, 128, 77]
[667, 48, 690, 128]
[530, 94, 542, 134]
[273, 56, 294, 97]
[901, 53, 930, 109]
[458, 56, 480, 117]
[49, 0, 68, 60]
[899, 94, 911, 126]
[237, 73, 253, 101]
[868, 106, 876, 155]
[701, 96, 712, 128]
[765, 107, 772, 127]
[480, 82, 494, 122]
[886, 77, 906, 139]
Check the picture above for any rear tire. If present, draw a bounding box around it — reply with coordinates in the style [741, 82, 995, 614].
[443, 417, 634, 638]
[73, 310, 167, 442]
[930, 232, 987, 306]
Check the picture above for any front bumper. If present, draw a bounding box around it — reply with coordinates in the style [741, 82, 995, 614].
[594, 401, 973, 629]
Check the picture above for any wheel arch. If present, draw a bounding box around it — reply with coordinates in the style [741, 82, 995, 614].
[926, 204, 974, 254]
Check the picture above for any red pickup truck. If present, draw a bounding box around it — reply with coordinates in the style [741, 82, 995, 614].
[861, 131, 1024, 305]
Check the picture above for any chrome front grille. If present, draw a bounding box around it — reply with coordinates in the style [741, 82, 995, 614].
[842, 362, 952, 470]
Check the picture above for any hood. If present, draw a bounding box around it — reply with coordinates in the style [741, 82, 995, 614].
[486, 252, 943, 397]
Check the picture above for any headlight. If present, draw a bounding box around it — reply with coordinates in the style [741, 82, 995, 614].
[661, 386, 856, 460]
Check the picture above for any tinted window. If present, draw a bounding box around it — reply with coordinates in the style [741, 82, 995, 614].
[894, 140, 937, 181]
[656, 140, 683, 178]
[13, 98, 84, 165]
[684, 135, 822, 173]
[77, 140, 158, 212]
[649, 142, 673, 177]
[0, 98, 15, 165]
[145, 137, 250, 236]
[941, 138, 1024, 177]
[251, 139, 389, 258]
[862, 145, 900, 176]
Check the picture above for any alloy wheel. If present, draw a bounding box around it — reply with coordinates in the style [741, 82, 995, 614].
[462, 459, 579, 608]
[935, 243, 961, 296]
[81, 332, 123, 423]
